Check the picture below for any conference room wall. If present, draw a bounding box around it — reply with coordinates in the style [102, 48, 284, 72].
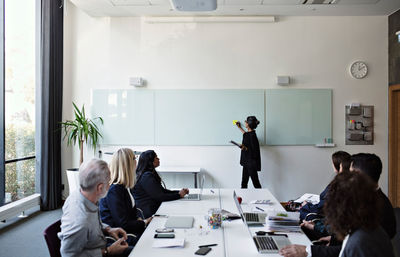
[62, 3, 388, 201]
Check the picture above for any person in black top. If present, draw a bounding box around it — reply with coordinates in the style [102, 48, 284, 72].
[236, 116, 262, 188]
[100, 148, 152, 246]
[279, 153, 396, 257]
[132, 150, 189, 218]
[300, 151, 351, 241]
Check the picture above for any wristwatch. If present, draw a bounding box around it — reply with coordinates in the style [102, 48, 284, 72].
[103, 247, 109, 257]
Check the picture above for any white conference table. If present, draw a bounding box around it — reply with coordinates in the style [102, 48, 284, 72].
[129, 188, 311, 257]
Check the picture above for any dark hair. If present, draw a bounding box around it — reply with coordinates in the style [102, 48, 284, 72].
[136, 150, 163, 185]
[351, 153, 382, 183]
[332, 151, 351, 171]
[246, 116, 260, 129]
[324, 172, 380, 240]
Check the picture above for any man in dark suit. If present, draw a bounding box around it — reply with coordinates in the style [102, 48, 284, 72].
[279, 153, 396, 257]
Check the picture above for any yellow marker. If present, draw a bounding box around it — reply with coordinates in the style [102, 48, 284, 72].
[232, 120, 238, 125]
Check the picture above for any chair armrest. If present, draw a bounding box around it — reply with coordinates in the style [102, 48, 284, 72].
[305, 212, 323, 221]
[137, 208, 145, 219]
[106, 234, 137, 242]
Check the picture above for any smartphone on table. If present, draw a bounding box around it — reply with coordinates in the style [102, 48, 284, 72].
[195, 247, 212, 255]
[154, 233, 175, 239]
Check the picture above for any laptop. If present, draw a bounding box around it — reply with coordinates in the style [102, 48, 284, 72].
[181, 175, 205, 201]
[247, 225, 291, 254]
[233, 191, 267, 226]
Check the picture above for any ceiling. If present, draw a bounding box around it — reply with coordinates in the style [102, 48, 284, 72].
[69, 0, 400, 17]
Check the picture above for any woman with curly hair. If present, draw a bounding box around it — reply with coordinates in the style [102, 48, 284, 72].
[235, 116, 262, 188]
[323, 171, 394, 257]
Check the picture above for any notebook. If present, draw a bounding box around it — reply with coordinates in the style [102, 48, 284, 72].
[164, 216, 194, 228]
[233, 191, 267, 225]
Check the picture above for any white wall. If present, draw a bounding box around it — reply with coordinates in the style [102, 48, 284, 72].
[63, 3, 388, 201]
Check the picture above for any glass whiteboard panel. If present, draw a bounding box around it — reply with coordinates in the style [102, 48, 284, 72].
[266, 89, 332, 145]
[91, 89, 155, 145]
[154, 90, 265, 145]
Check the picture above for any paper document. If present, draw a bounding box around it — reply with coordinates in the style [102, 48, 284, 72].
[266, 211, 301, 232]
[250, 200, 272, 204]
[294, 193, 320, 205]
[152, 238, 185, 248]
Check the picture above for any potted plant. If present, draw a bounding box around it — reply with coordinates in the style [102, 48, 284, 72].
[61, 102, 104, 165]
[61, 103, 103, 193]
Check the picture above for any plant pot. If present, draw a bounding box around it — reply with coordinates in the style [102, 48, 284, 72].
[66, 168, 80, 195]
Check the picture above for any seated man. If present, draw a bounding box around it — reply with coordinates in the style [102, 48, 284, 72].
[58, 159, 130, 257]
[350, 153, 396, 239]
[279, 153, 396, 257]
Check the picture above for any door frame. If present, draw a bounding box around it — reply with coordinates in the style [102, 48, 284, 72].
[388, 84, 400, 207]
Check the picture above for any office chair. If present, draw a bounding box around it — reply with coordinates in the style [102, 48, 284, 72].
[43, 219, 62, 257]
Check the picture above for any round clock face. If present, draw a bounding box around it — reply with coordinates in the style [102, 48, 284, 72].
[350, 61, 368, 79]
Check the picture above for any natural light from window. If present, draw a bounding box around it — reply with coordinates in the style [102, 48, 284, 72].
[4, 0, 36, 204]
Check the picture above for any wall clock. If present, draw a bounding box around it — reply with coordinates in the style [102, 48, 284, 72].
[350, 61, 368, 79]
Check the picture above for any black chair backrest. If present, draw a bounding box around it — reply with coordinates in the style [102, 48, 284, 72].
[43, 219, 62, 257]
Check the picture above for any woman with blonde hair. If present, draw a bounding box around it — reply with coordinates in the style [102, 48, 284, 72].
[100, 148, 152, 243]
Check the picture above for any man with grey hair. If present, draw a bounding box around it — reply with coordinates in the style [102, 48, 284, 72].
[58, 159, 130, 257]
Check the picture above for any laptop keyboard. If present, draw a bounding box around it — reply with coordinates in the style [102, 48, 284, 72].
[254, 236, 278, 251]
[185, 194, 199, 199]
[245, 213, 259, 222]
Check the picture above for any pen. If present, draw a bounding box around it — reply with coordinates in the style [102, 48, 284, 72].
[199, 244, 218, 248]
[153, 214, 168, 217]
[210, 190, 215, 193]
[256, 206, 265, 212]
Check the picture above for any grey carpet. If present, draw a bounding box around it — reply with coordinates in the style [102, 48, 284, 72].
[0, 206, 62, 257]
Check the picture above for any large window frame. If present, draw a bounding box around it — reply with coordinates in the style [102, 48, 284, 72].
[0, 0, 40, 207]
[0, 0, 4, 207]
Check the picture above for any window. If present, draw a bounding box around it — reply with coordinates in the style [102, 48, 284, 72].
[2, 0, 37, 205]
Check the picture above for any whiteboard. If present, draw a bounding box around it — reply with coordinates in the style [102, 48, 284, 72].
[91, 89, 265, 145]
[266, 89, 332, 145]
[154, 90, 265, 145]
[91, 89, 155, 145]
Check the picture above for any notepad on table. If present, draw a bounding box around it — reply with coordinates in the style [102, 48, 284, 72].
[152, 238, 185, 248]
[294, 193, 320, 205]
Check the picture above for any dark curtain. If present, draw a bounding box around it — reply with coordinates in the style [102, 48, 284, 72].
[40, 0, 63, 210]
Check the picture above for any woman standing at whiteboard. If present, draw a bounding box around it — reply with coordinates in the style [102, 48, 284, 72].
[236, 116, 262, 188]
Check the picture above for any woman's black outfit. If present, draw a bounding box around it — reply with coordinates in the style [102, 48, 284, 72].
[240, 130, 261, 188]
[132, 170, 180, 218]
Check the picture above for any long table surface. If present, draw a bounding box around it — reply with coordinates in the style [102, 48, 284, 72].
[129, 188, 311, 257]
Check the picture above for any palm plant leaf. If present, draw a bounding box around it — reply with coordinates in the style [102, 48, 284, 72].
[61, 102, 104, 160]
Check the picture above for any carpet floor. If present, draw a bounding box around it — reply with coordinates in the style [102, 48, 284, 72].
[0, 206, 62, 257]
